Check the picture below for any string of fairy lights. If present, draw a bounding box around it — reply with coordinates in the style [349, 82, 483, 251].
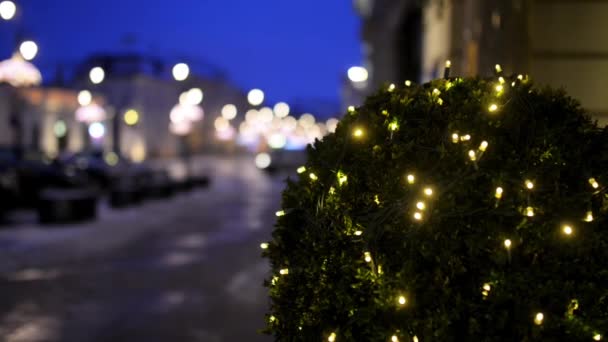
[263, 61, 605, 341]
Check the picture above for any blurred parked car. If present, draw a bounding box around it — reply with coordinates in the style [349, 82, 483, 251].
[0, 147, 92, 210]
[0, 148, 19, 217]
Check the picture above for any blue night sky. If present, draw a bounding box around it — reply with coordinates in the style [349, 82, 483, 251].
[0, 0, 362, 106]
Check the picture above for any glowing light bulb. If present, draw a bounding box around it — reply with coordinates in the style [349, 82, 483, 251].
[405, 80, 412, 87]
[276, 210, 285, 217]
[432, 88, 440, 96]
[398, 295, 407, 305]
[279, 268, 289, 275]
[504, 239, 512, 249]
[479, 141, 489, 151]
[297, 166, 306, 174]
[413, 212, 423, 221]
[593, 333, 602, 341]
[309, 173, 318, 181]
[260, 242, 269, 249]
[526, 207, 535, 217]
[589, 178, 600, 189]
[407, 174, 415, 184]
[374, 195, 381, 205]
[269, 315, 276, 322]
[534, 312, 544, 325]
[452, 133, 459, 143]
[585, 211, 594, 222]
[461, 134, 471, 141]
[496, 84, 503, 93]
[388, 121, 399, 131]
[388, 83, 395, 92]
[416, 201, 426, 210]
[483, 283, 491, 292]
[354, 230, 362, 236]
[392, 335, 399, 342]
[495, 187, 503, 199]
[364, 252, 372, 263]
[413, 336, 419, 342]
[495, 64, 502, 73]
[424, 188, 433, 196]
[348, 106, 355, 114]
[498, 76, 505, 84]
[488, 104, 498, 112]
[468, 150, 477, 161]
[337, 172, 348, 186]
[353, 128, 364, 138]
[562, 225, 573, 235]
[445, 60, 451, 68]
[328, 332, 336, 342]
[525, 180, 534, 190]
[518, 74, 524, 81]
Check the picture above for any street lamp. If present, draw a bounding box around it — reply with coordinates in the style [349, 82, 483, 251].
[0, 0, 16, 20]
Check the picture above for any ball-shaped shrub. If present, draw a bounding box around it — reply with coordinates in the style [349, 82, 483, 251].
[264, 76, 608, 341]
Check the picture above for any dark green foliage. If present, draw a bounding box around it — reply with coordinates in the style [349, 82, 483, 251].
[264, 76, 608, 341]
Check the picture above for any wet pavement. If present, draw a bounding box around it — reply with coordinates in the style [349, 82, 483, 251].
[0, 157, 285, 341]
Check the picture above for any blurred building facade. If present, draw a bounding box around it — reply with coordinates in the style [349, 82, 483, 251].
[0, 86, 91, 156]
[354, 0, 608, 124]
[0, 53, 251, 162]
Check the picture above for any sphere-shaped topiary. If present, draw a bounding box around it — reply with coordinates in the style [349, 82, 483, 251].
[264, 76, 608, 341]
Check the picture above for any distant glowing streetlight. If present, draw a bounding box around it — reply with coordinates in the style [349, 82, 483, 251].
[77, 90, 92, 106]
[88, 122, 105, 139]
[348, 66, 368, 83]
[19, 41, 37, 61]
[185, 88, 203, 105]
[255, 152, 271, 169]
[124, 109, 139, 126]
[273, 102, 290, 118]
[172, 63, 189, 81]
[0, 1, 16, 20]
[221, 104, 238, 120]
[248, 88, 264, 106]
[89, 66, 105, 84]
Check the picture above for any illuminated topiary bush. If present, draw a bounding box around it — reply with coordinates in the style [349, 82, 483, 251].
[264, 73, 608, 341]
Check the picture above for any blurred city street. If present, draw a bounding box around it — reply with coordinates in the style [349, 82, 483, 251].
[0, 156, 280, 342]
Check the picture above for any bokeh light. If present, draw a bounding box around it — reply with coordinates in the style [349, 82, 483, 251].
[273, 102, 290, 118]
[19, 41, 38, 61]
[0, 1, 16, 20]
[347, 66, 368, 82]
[124, 109, 140, 126]
[172, 63, 190, 81]
[88, 122, 105, 139]
[248, 89, 264, 106]
[77, 90, 92, 106]
[221, 104, 238, 120]
[89, 66, 105, 84]
[255, 152, 271, 169]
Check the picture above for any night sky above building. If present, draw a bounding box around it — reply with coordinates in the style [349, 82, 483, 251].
[0, 0, 362, 108]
